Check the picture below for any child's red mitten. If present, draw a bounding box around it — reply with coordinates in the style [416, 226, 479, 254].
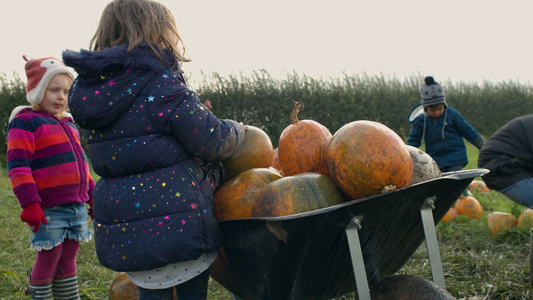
[20, 202, 47, 233]
[87, 199, 94, 220]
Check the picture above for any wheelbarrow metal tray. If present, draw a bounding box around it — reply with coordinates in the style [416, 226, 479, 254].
[210, 169, 488, 300]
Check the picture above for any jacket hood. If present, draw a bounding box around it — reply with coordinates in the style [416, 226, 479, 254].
[63, 44, 183, 129]
[62, 43, 180, 76]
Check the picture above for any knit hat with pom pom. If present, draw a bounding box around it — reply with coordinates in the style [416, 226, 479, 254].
[420, 76, 446, 107]
[23, 55, 74, 106]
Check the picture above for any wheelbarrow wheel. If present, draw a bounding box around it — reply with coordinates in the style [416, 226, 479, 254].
[369, 275, 455, 300]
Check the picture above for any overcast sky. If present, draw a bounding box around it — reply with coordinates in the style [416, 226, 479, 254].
[2, 0, 533, 85]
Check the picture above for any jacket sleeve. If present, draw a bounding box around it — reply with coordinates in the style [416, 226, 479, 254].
[407, 117, 423, 147]
[149, 86, 245, 163]
[6, 118, 41, 208]
[452, 109, 483, 147]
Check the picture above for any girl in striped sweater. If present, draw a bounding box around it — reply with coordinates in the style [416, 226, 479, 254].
[7, 55, 94, 300]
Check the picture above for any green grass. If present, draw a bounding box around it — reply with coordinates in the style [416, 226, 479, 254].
[1, 144, 531, 299]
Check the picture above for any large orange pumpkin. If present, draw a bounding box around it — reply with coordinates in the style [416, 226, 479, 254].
[252, 172, 345, 217]
[487, 212, 516, 235]
[324, 120, 413, 200]
[222, 125, 274, 180]
[517, 209, 533, 231]
[109, 272, 177, 300]
[454, 196, 483, 219]
[278, 102, 332, 177]
[214, 167, 283, 220]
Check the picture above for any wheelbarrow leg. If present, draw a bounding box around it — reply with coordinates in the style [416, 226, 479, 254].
[346, 215, 371, 300]
[419, 196, 446, 288]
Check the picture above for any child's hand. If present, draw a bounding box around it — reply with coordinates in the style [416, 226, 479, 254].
[20, 202, 47, 233]
[203, 100, 212, 110]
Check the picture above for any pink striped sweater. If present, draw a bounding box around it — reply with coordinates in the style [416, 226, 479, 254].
[7, 107, 94, 209]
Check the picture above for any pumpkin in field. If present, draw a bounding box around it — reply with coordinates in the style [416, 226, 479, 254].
[468, 180, 490, 193]
[441, 207, 458, 223]
[278, 102, 332, 177]
[222, 125, 274, 180]
[454, 196, 483, 219]
[270, 148, 282, 171]
[517, 209, 533, 231]
[252, 172, 345, 217]
[487, 212, 516, 235]
[214, 167, 282, 220]
[109, 272, 178, 300]
[324, 120, 413, 200]
[406, 145, 441, 185]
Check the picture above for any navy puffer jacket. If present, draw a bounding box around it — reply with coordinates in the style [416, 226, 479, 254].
[63, 44, 244, 272]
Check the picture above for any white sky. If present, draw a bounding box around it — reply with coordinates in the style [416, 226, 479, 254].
[1, 0, 533, 85]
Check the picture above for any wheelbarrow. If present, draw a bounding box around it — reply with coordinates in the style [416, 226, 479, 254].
[210, 169, 489, 300]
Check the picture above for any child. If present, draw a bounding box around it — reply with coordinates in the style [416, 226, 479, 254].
[62, 0, 245, 299]
[407, 76, 485, 172]
[7, 55, 94, 299]
[478, 114, 533, 208]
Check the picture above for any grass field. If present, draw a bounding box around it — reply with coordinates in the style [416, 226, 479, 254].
[1, 144, 531, 299]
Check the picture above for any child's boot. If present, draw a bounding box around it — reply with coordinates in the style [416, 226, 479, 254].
[25, 274, 53, 300]
[52, 273, 80, 300]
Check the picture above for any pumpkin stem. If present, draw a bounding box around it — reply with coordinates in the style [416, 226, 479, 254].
[289, 101, 301, 124]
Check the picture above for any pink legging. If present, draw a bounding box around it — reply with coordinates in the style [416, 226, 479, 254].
[31, 239, 80, 280]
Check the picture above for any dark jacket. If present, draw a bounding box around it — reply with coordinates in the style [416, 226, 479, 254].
[478, 114, 533, 191]
[63, 44, 244, 272]
[407, 106, 483, 170]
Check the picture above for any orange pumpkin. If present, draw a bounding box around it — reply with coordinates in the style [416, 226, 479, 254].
[109, 272, 177, 300]
[441, 207, 458, 223]
[214, 167, 282, 220]
[517, 209, 533, 231]
[270, 148, 282, 171]
[222, 125, 274, 180]
[252, 172, 345, 217]
[278, 102, 332, 177]
[324, 120, 413, 200]
[454, 196, 483, 219]
[487, 212, 516, 235]
[468, 180, 490, 193]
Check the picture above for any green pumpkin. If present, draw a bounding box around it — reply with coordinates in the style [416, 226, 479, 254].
[252, 172, 346, 217]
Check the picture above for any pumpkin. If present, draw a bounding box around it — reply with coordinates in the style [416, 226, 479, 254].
[252, 172, 345, 217]
[406, 145, 441, 185]
[324, 120, 413, 200]
[214, 167, 283, 220]
[468, 180, 490, 193]
[222, 125, 274, 180]
[487, 212, 516, 235]
[454, 196, 483, 219]
[278, 102, 332, 177]
[270, 148, 282, 171]
[441, 207, 458, 223]
[109, 272, 177, 300]
[517, 209, 533, 231]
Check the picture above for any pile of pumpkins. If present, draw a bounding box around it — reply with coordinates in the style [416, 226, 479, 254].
[215, 102, 441, 220]
[441, 180, 533, 235]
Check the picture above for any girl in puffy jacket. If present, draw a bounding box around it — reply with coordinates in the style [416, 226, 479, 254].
[62, 0, 245, 299]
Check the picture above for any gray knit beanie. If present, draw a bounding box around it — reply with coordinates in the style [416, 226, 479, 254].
[420, 76, 446, 107]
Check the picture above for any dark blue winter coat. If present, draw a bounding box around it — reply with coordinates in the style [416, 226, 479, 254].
[407, 106, 482, 170]
[63, 44, 245, 272]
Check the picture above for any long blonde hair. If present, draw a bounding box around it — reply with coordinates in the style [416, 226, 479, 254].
[90, 0, 190, 66]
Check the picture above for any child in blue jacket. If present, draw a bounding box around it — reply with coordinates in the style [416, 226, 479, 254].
[407, 76, 484, 172]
